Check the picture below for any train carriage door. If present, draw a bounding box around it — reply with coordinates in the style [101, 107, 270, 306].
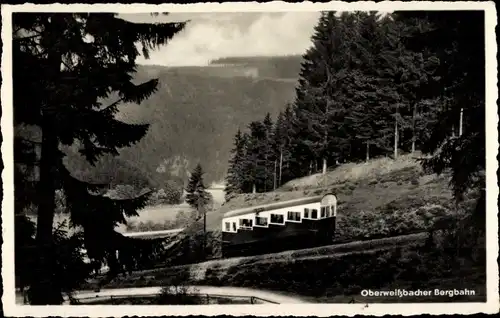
[320, 194, 337, 217]
[320, 194, 338, 242]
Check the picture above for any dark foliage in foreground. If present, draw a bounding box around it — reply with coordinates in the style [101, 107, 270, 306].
[13, 13, 185, 304]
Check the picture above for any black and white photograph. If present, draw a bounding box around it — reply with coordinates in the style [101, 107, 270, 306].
[1, 2, 498, 316]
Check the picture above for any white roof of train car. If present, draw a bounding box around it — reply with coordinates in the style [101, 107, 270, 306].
[223, 194, 336, 219]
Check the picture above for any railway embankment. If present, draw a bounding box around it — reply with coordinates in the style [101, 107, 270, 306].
[91, 233, 425, 288]
[93, 230, 484, 302]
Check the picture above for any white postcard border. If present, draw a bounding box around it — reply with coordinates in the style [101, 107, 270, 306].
[1, 1, 498, 316]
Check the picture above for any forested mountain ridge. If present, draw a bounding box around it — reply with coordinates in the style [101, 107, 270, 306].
[67, 55, 303, 188]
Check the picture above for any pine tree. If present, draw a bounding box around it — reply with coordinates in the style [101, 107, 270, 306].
[185, 164, 211, 211]
[242, 121, 268, 193]
[293, 12, 352, 173]
[262, 113, 275, 191]
[13, 13, 185, 304]
[341, 12, 385, 161]
[369, 14, 409, 159]
[185, 164, 211, 258]
[225, 129, 247, 200]
[382, 15, 439, 154]
[272, 104, 295, 186]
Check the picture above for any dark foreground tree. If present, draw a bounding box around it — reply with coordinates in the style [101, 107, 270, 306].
[13, 13, 185, 304]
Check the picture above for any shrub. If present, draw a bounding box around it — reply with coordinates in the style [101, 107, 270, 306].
[204, 266, 223, 286]
[146, 181, 183, 206]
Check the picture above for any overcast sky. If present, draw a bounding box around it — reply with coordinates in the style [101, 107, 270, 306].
[120, 12, 321, 66]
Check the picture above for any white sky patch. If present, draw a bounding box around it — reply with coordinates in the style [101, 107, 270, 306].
[120, 12, 321, 66]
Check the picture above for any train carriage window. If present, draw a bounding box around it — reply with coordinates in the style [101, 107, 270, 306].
[294, 212, 301, 221]
[325, 206, 331, 217]
[287, 211, 301, 221]
[232, 222, 237, 231]
[270, 214, 284, 224]
[311, 209, 318, 219]
[304, 208, 310, 218]
[239, 219, 253, 228]
[332, 205, 337, 217]
[320, 207, 326, 218]
[225, 222, 231, 231]
[255, 216, 268, 226]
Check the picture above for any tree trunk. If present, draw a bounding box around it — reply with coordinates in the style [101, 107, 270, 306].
[459, 108, 464, 136]
[451, 124, 455, 137]
[203, 204, 207, 259]
[30, 21, 65, 304]
[252, 158, 257, 193]
[278, 150, 283, 186]
[322, 95, 329, 175]
[411, 102, 417, 153]
[309, 161, 313, 175]
[263, 159, 268, 193]
[273, 160, 277, 190]
[366, 141, 370, 162]
[31, 115, 62, 304]
[394, 110, 399, 159]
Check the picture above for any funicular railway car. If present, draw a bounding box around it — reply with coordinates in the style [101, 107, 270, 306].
[221, 194, 338, 257]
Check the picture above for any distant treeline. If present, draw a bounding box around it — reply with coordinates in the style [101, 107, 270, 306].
[225, 11, 484, 200]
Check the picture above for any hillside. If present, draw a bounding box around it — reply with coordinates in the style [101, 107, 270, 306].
[110, 55, 303, 185]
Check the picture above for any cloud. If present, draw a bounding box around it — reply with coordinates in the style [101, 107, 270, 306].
[121, 12, 320, 66]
